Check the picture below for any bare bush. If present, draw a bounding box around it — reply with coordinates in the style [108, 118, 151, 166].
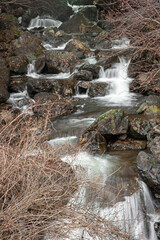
[0, 112, 131, 239]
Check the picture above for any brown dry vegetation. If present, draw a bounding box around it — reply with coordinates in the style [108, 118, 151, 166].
[0, 112, 132, 239]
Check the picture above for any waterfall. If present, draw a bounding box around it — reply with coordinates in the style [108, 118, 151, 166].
[75, 81, 89, 98]
[95, 56, 138, 106]
[28, 16, 62, 30]
[27, 61, 40, 78]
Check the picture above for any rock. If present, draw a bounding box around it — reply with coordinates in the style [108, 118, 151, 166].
[80, 131, 107, 154]
[33, 93, 76, 120]
[72, 70, 93, 81]
[27, 77, 78, 98]
[7, 55, 29, 75]
[0, 58, 10, 103]
[128, 49, 160, 78]
[9, 76, 28, 92]
[80, 109, 129, 145]
[44, 50, 78, 74]
[137, 151, 160, 196]
[27, 78, 53, 98]
[129, 118, 157, 140]
[60, 12, 90, 33]
[147, 124, 160, 143]
[109, 139, 147, 151]
[64, 39, 91, 58]
[80, 64, 100, 79]
[88, 82, 108, 97]
[150, 136, 160, 160]
[9, 31, 44, 57]
[96, 109, 129, 137]
[76, 81, 91, 94]
[137, 103, 160, 115]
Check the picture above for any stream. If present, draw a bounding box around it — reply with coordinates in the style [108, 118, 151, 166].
[7, 4, 160, 240]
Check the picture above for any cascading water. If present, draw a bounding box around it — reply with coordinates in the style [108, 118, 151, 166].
[95, 56, 138, 106]
[43, 39, 73, 51]
[28, 16, 62, 30]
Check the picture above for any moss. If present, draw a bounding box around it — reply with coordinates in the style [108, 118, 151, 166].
[98, 109, 122, 121]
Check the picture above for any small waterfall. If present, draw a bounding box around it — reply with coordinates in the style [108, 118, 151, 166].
[95, 57, 138, 106]
[28, 16, 62, 30]
[140, 181, 159, 240]
[7, 90, 33, 113]
[27, 61, 40, 78]
[75, 81, 89, 98]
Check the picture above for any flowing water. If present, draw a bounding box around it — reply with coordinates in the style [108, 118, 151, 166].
[28, 16, 62, 30]
[17, 8, 159, 239]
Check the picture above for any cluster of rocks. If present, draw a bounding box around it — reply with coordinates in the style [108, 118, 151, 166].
[80, 105, 160, 154]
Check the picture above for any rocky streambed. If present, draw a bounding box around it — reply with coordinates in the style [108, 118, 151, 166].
[0, 1, 160, 239]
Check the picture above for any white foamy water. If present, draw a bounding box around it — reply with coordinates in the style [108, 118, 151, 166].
[94, 57, 138, 106]
[57, 151, 159, 240]
[27, 61, 74, 79]
[7, 90, 33, 114]
[43, 39, 73, 51]
[67, 2, 95, 14]
[112, 38, 130, 49]
[47, 136, 77, 147]
[84, 55, 97, 64]
[28, 16, 62, 30]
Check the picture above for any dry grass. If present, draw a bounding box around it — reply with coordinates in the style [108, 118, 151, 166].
[0, 112, 132, 240]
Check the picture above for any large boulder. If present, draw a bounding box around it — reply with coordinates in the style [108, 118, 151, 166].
[27, 78, 78, 98]
[0, 58, 10, 103]
[33, 92, 76, 120]
[7, 55, 29, 75]
[44, 50, 78, 74]
[80, 109, 129, 145]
